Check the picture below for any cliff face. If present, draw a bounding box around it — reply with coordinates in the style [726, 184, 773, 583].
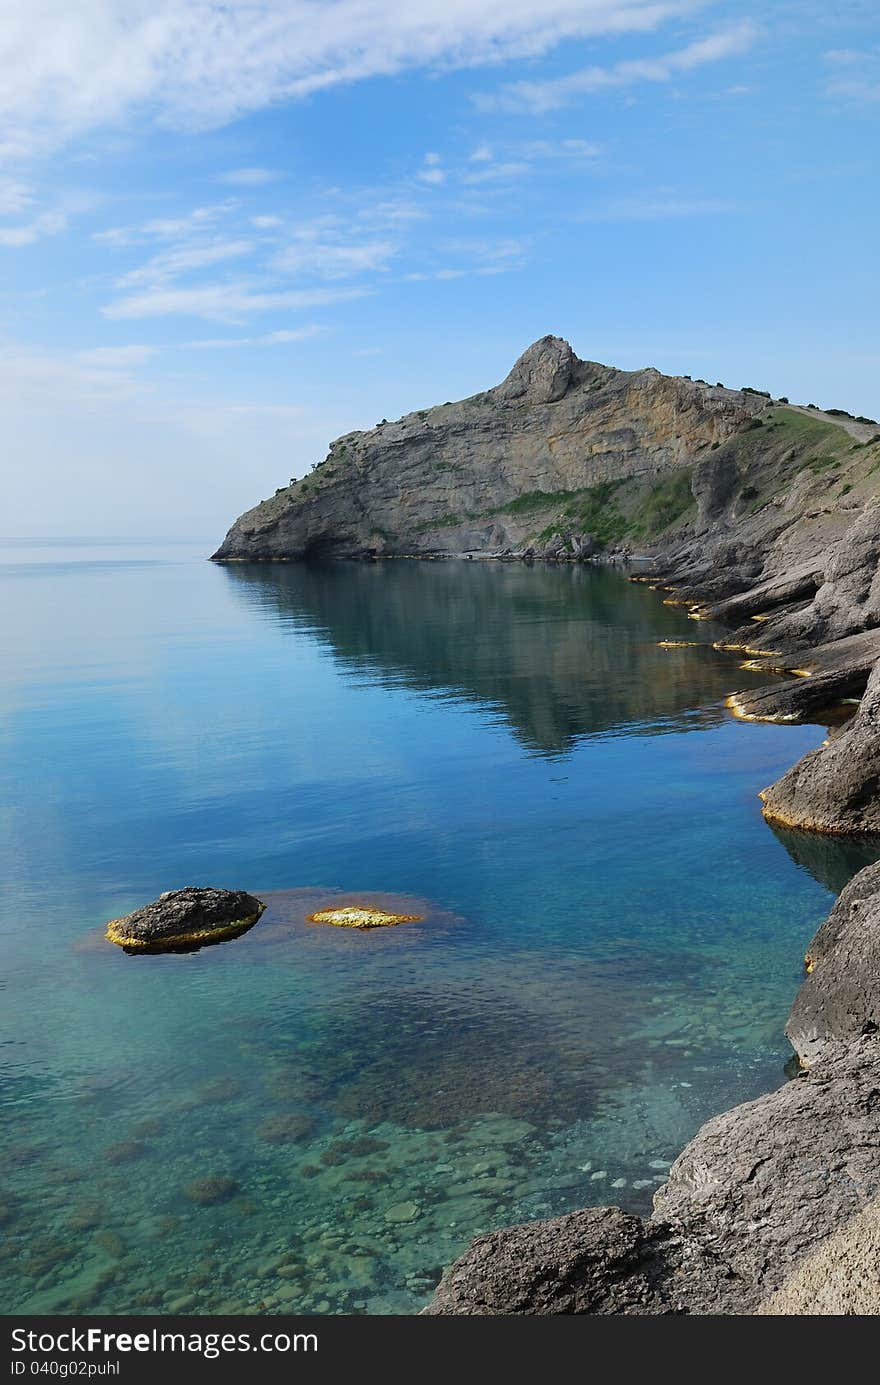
[211, 337, 766, 561]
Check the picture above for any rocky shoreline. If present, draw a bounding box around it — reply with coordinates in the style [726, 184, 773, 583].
[211, 334, 880, 1313]
[424, 563, 880, 1314]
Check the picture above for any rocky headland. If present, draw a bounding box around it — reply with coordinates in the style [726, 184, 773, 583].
[213, 333, 880, 834]
[214, 336, 880, 1312]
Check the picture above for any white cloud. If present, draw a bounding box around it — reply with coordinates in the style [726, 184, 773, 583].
[117, 237, 254, 287]
[0, 178, 33, 214]
[251, 214, 283, 228]
[480, 20, 758, 112]
[462, 161, 530, 185]
[102, 282, 367, 321]
[417, 168, 447, 185]
[0, 2, 698, 159]
[274, 223, 397, 278]
[0, 208, 67, 247]
[92, 203, 235, 245]
[75, 344, 158, 366]
[578, 194, 737, 219]
[216, 166, 281, 185]
[183, 325, 328, 347]
[825, 47, 880, 102]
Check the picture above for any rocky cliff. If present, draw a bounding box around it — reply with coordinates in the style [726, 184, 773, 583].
[212, 336, 769, 561]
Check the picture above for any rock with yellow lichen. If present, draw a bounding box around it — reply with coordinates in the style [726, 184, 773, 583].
[307, 906, 422, 929]
[106, 886, 265, 953]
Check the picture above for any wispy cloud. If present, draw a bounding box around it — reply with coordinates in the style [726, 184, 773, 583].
[479, 20, 758, 113]
[92, 204, 235, 246]
[75, 344, 158, 367]
[578, 194, 738, 220]
[216, 166, 281, 186]
[0, 2, 697, 160]
[274, 222, 397, 278]
[102, 282, 367, 322]
[0, 209, 68, 247]
[183, 325, 328, 348]
[825, 47, 880, 102]
[117, 238, 255, 288]
[0, 179, 33, 215]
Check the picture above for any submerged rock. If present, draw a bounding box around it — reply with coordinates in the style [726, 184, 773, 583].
[106, 886, 265, 953]
[306, 906, 422, 929]
[183, 1175, 238, 1205]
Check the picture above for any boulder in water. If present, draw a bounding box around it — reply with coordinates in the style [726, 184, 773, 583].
[105, 886, 265, 953]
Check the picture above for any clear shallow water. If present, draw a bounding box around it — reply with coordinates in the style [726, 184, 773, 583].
[2, 540, 879, 1315]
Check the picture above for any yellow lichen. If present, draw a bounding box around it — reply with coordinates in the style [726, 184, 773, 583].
[307, 906, 423, 929]
[725, 694, 799, 724]
[657, 640, 702, 649]
[712, 642, 781, 657]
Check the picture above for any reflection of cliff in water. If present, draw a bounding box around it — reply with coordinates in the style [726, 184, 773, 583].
[768, 821, 880, 897]
[221, 559, 788, 757]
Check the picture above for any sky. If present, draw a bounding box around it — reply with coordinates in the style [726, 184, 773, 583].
[2, 0, 879, 539]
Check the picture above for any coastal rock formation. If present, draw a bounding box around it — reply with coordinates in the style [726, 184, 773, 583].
[106, 886, 265, 952]
[426, 1037, 880, 1315]
[758, 1202, 880, 1314]
[786, 859, 880, 1067]
[212, 337, 766, 562]
[759, 659, 880, 831]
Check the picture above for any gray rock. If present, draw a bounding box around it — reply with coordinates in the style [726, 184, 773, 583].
[106, 886, 265, 952]
[758, 1201, 880, 1314]
[492, 335, 575, 405]
[423, 1207, 680, 1315]
[786, 860, 880, 1066]
[425, 1039, 880, 1315]
[760, 659, 880, 832]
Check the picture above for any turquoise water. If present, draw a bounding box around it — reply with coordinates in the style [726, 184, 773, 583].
[2, 539, 877, 1316]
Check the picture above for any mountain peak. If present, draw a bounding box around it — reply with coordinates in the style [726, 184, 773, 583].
[494, 335, 576, 405]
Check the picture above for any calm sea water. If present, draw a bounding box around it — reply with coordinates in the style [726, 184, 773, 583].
[2, 539, 877, 1315]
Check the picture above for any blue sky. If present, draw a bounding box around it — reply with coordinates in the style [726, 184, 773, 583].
[2, 0, 879, 538]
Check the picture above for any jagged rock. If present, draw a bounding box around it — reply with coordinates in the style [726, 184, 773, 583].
[760, 659, 880, 832]
[786, 860, 880, 1066]
[700, 561, 824, 624]
[492, 335, 575, 405]
[758, 1202, 880, 1314]
[105, 886, 265, 952]
[423, 1207, 679, 1316]
[692, 447, 741, 525]
[651, 1038, 880, 1305]
[425, 1039, 880, 1315]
